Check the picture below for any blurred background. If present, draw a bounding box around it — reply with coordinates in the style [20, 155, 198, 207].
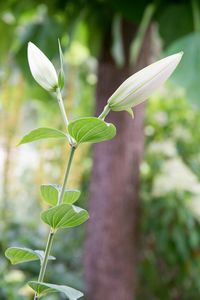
[1, 0, 200, 299]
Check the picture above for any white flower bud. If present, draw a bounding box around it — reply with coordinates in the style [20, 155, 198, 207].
[27, 42, 58, 91]
[108, 52, 183, 112]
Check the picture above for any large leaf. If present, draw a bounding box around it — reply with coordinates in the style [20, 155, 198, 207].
[41, 184, 81, 206]
[68, 117, 116, 145]
[165, 32, 200, 108]
[41, 204, 89, 229]
[28, 281, 83, 299]
[5, 247, 55, 265]
[18, 127, 67, 145]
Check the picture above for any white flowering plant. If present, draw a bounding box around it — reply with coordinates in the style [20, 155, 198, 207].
[5, 40, 182, 299]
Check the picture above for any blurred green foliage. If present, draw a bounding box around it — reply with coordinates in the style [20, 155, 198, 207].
[138, 94, 200, 299]
[1, 0, 200, 299]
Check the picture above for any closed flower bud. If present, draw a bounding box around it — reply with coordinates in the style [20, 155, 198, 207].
[27, 42, 58, 91]
[108, 52, 183, 112]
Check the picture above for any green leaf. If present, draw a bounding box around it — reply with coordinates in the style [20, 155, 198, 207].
[28, 281, 83, 299]
[41, 204, 89, 229]
[5, 247, 55, 265]
[63, 189, 81, 205]
[18, 127, 67, 145]
[41, 184, 81, 206]
[68, 117, 116, 145]
[41, 184, 60, 206]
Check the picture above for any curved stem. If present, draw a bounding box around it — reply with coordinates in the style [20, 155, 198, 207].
[33, 146, 76, 299]
[98, 104, 111, 120]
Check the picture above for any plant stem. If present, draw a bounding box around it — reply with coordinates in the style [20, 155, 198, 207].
[98, 104, 111, 120]
[58, 146, 76, 205]
[33, 146, 76, 299]
[56, 88, 75, 146]
[37, 230, 55, 282]
[56, 88, 69, 128]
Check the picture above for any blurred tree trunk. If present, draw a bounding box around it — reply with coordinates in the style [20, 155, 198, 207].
[85, 19, 153, 300]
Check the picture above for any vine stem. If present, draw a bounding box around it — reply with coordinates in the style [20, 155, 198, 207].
[33, 146, 76, 300]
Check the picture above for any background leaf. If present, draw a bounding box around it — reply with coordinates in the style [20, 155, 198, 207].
[165, 32, 200, 108]
[158, 3, 193, 48]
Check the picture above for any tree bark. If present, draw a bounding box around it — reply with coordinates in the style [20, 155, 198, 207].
[85, 19, 153, 300]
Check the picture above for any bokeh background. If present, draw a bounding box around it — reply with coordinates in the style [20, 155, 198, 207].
[1, 0, 200, 299]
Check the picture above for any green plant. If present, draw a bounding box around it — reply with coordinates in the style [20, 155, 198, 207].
[4, 40, 182, 299]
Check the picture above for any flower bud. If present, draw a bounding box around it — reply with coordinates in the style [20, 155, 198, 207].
[27, 42, 58, 91]
[108, 52, 183, 112]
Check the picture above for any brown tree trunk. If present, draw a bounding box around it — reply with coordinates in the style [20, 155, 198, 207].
[85, 20, 153, 300]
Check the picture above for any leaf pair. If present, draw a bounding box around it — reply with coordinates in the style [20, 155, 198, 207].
[40, 185, 88, 229]
[41, 184, 80, 206]
[18, 117, 116, 146]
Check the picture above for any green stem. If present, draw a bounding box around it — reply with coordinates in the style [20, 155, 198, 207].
[33, 146, 76, 299]
[56, 88, 69, 128]
[38, 230, 55, 282]
[58, 146, 76, 205]
[56, 89, 75, 146]
[98, 104, 111, 120]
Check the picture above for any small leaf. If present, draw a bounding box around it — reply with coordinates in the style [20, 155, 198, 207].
[58, 39, 64, 73]
[41, 184, 60, 206]
[68, 117, 116, 145]
[63, 189, 81, 205]
[41, 204, 89, 229]
[18, 127, 66, 145]
[58, 70, 65, 90]
[5, 247, 55, 265]
[58, 39, 65, 90]
[28, 281, 83, 299]
[41, 184, 81, 206]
